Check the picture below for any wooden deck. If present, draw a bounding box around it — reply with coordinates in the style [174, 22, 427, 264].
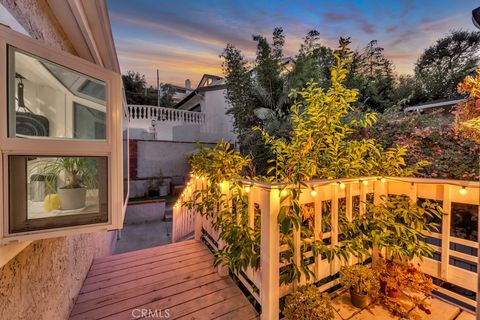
[70, 240, 259, 320]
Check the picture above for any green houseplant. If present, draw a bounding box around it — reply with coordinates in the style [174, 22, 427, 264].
[284, 285, 334, 320]
[42, 157, 98, 210]
[340, 264, 379, 308]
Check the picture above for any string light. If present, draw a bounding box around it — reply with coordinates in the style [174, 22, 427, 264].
[380, 178, 386, 183]
[245, 186, 251, 193]
[459, 187, 467, 196]
[338, 182, 346, 190]
[281, 189, 288, 197]
[310, 189, 317, 197]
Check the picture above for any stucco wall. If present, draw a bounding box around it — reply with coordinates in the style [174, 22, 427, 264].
[0, 0, 76, 54]
[0, 2, 116, 319]
[0, 232, 115, 320]
[129, 140, 215, 198]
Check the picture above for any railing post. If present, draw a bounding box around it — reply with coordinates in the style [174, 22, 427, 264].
[331, 183, 339, 274]
[373, 179, 387, 261]
[194, 178, 203, 241]
[314, 186, 322, 280]
[259, 188, 280, 320]
[441, 185, 451, 280]
[217, 181, 230, 277]
[172, 204, 177, 243]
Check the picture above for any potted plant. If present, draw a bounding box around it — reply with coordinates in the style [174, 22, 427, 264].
[340, 264, 379, 308]
[284, 285, 334, 320]
[374, 258, 434, 319]
[42, 157, 98, 210]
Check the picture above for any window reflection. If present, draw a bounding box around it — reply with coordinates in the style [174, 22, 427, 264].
[9, 155, 108, 233]
[8, 46, 106, 139]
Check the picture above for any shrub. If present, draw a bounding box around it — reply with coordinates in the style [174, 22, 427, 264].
[342, 195, 443, 261]
[362, 107, 480, 180]
[340, 264, 379, 296]
[284, 285, 334, 320]
[374, 258, 434, 319]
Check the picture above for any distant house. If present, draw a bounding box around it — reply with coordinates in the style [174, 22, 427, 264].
[173, 74, 236, 143]
[127, 74, 236, 198]
[162, 80, 194, 103]
[404, 98, 465, 114]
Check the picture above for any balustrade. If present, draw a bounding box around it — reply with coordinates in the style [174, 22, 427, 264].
[173, 176, 480, 320]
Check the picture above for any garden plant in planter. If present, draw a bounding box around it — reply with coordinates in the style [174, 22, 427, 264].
[374, 258, 434, 319]
[43, 157, 98, 210]
[284, 285, 334, 320]
[340, 264, 379, 308]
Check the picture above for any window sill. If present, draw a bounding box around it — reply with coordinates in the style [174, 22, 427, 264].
[0, 241, 32, 268]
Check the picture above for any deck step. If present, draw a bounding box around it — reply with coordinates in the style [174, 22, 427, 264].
[70, 240, 258, 320]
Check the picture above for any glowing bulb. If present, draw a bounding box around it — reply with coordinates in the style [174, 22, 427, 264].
[281, 189, 288, 197]
[380, 178, 386, 183]
[201, 176, 205, 181]
[310, 189, 317, 197]
[190, 173, 194, 178]
[459, 187, 467, 196]
[245, 186, 251, 193]
[339, 182, 346, 190]
[362, 180, 369, 186]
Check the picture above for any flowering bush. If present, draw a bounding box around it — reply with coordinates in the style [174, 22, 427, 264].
[362, 108, 480, 180]
[455, 69, 480, 143]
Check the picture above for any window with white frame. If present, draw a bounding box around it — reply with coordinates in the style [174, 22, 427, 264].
[0, 25, 125, 243]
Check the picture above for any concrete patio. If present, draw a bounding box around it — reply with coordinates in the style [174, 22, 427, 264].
[331, 289, 475, 320]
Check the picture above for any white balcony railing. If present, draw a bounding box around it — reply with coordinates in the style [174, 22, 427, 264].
[128, 105, 206, 124]
[174, 176, 480, 320]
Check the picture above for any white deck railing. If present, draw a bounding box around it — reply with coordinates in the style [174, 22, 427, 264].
[173, 176, 480, 320]
[128, 105, 206, 124]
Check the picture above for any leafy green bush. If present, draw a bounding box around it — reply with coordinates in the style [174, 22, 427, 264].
[284, 285, 334, 320]
[340, 264, 379, 296]
[342, 195, 443, 261]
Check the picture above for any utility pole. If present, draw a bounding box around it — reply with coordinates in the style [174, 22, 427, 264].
[157, 69, 160, 107]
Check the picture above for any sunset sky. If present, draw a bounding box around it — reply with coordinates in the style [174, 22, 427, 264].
[108, 0, 478, 87]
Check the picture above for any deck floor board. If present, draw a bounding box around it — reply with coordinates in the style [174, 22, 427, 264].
[70, 240, 259, 320]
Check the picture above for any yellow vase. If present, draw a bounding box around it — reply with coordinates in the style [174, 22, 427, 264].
[44, 194, 60, 212]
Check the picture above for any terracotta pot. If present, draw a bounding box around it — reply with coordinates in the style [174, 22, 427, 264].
[387, 287, 401, 298]
[350, 289, 369, 309]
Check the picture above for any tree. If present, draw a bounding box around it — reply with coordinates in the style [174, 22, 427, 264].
[392, 75, 427, 107]
[252, 27, 289, 117]
[122, 71, 177, 107]
[258, 38, 423, 182]
[221, 28, 293, 174]
[159, 84, 176, 108]
[220, 44, 259, 138]
[122, 71, 149, 105]
[346, 40, 396, 112]
[288, 30, 334, 91]
[415, 30, 480, 101]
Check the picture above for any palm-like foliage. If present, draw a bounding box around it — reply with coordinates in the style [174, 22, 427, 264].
[37, 157, 98, 192]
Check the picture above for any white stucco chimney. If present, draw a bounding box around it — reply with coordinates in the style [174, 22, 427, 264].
[185, 79, 191, 89]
